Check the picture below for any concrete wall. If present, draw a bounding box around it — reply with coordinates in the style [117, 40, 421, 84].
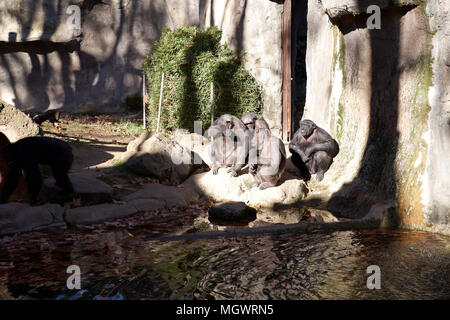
[0, 0, 174, 113]
[304, 0, 449, 234]
[0, 0, 284, 131]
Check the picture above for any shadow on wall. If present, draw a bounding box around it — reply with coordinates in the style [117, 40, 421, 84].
[0, 0, 170, 113]
[326, 4, 417, 220]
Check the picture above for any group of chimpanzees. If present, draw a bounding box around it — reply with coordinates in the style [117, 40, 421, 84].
[206, 113, 339, 189]
[0, 135, 74, 206]
[207, 113, 287, 190]
[0, 114, 338, 206]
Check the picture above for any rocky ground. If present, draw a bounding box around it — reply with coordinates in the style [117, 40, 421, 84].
[0, 113, 392, 237]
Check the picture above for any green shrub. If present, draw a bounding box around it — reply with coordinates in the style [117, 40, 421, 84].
[143, 26, 262, 132]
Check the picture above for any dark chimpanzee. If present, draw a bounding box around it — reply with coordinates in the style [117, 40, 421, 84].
[289, 119, 339, 182]
[32, 109, 60, 125]
[250, 119, 286, 189]
[0, 136, 74, 205]
[207, 114, 249, 177]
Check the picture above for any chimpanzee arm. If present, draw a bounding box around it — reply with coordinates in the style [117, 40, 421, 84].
[289, 133, 310, 162]
[305, 129, 339, 158]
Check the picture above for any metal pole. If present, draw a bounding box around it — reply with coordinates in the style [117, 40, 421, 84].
[210, 82, 214, 124]
[142, 73, 146, 129]
[157, 72, 165, 133]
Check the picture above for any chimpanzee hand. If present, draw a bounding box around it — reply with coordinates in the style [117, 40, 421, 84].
[227, 167, 238, 177]
[249, 164, 257, 176]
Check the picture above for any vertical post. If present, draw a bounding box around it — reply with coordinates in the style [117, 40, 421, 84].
[142, 73, 146, 129]
[157, 72, 164, 133]
[210, 82, 214, 125]
[282, 0, 292, 142]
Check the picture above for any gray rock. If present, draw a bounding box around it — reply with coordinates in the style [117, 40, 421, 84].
[182, 169, 249, 203]
[42, 173, 113, 204]
[183, 170, 308, 208]
[122, 133, 193, 183]
[126, 132, 152, 153]
[320, 0, 422, 19]
[208, 202, 257, 221]
[0, 101, 39, 142]
[128, 198, 166, 212]
[65, 203, 137, 225]
[0, 203, 65, 236]
[245, 173, 309, 208]
[122, 183, 199, 209]
[172, 132, 212, 167]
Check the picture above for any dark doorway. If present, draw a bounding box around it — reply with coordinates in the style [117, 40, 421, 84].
[291, 0, 308, 133]
[282, 0, 307, 141]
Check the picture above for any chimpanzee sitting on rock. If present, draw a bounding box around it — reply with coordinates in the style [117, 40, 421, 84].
[289, 119, 339, 182]
[0, 136, 74, 206]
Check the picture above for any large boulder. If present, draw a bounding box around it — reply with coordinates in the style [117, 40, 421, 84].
[183, 169, 249, 203]
[41, 173, 113, 204]
[121, 183, 200, 209]
[65, 203, 137, 225]
[0, 203, 65, 236]
[121, 133, 193, 183]
[244, 174, 309, 208]
[208, 201, 257, 221]
[172, 131, 212, 167]
[0, 101, 39, 142]
[182, 169, 309, 208]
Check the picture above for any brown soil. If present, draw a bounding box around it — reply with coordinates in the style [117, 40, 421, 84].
[39, 113, 152, 199]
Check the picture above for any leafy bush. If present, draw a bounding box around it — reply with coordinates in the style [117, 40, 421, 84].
[143, 26, 262, 132]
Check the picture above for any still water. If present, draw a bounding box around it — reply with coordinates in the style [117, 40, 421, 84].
[0, 226, 449, 300]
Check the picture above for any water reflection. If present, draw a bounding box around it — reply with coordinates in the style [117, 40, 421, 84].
[0, 228, 449, 300]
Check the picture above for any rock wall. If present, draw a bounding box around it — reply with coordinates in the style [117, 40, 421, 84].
[0, 0, 284, 131]
[304, 0, 449, 234]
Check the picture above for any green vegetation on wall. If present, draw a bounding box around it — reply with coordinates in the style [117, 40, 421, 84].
[143, 26, 262, 132]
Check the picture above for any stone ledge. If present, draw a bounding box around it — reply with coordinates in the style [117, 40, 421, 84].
[0, 203, 65, 236]
[65, 203, 137, 225]
[320, 0, 422, 19]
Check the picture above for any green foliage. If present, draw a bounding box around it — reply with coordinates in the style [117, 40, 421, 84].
[143, 26, 262, 132]
[117, 120, 148, 135]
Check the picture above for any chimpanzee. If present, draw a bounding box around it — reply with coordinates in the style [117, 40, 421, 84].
[0, 136, 74, 205]
[32, 109, 60, 125]
[289, 119, 339, 182]
[241, 112, 261, 131]
[250, 119, 286, 189]
[207, 114, 249, 177]
[242, 114, 269, 175]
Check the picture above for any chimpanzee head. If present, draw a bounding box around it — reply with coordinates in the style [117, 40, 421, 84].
[299, 119, 317, 138]
[241, 112, 258, 130]
[217, 114, 233, 130]
[254, 119, 271, 150]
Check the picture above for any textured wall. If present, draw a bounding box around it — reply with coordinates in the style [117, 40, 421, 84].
[0, 0, 283, 131]
[0, 0, 174, 113]
[304, 0, 449, 234]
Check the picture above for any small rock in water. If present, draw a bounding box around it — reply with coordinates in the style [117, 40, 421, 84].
[208, 201, 257, 222]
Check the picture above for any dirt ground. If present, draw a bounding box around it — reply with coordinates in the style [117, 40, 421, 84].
[39, 113, 160, 199]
